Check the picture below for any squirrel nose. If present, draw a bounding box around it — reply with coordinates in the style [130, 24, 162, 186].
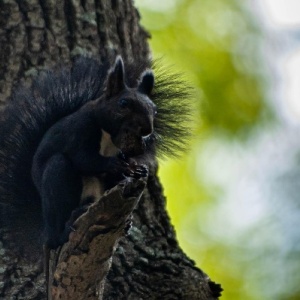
[139, 120, 153, 137]
[141, 127, 152, 137]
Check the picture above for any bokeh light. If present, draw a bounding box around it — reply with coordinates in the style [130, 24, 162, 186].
[136, 0, 300, 299]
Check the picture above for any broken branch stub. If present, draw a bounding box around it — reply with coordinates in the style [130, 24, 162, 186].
[49, 176, 147, 300]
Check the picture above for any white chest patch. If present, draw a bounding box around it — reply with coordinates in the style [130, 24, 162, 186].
[81, 176, 104, 203]
[81, 132, 120, 204]
[99, 129, 120, 157]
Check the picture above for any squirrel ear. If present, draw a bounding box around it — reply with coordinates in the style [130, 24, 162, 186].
[138, 70, 154, 96]
[105, 56, 126, 97]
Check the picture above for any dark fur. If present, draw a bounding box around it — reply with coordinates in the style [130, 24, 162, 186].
[0, 55, 191, 256]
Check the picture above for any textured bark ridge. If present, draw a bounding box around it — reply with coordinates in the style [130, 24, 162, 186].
[0, 0, 149, 107]
[0, 0, 222, 299]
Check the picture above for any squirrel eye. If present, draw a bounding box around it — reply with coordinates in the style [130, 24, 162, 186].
[119, 98, 129, 108]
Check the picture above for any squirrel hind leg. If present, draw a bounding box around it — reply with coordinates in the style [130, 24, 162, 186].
[39, 154, 82, 249]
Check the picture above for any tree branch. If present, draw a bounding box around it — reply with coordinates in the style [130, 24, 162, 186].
[49, 176, 147, 300]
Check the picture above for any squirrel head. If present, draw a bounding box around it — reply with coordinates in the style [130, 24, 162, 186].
[98, 56, 157, 156]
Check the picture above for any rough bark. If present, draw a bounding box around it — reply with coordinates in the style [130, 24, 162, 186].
[0, 0, 222, 299]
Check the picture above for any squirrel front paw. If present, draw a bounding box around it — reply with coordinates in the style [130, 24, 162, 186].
[128, 164, 148, 179]
[108, 153, 130, 175]
[108, 153, 149, 183]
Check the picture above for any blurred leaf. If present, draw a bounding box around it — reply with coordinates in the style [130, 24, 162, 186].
[136, 0, 277, 299]
[138, 0, 273, 138]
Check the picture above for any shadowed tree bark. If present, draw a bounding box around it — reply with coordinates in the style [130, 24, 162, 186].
[0, 0, 222, 299]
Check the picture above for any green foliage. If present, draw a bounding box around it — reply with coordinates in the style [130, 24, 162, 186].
[137, 0, 272, 138]
[135, 0, 280, 299]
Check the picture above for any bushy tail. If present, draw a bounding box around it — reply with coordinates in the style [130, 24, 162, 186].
[151, 61, 193, 158]
[0, 57, 110, 257]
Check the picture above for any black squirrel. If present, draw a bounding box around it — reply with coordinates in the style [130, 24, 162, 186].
[0, 55, 191, 257]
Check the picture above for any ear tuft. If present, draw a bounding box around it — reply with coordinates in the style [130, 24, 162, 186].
[138, 70, 154, 96]
[105, 55, 126, 97]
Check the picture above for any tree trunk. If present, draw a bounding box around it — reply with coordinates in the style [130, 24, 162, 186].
[0, 0, 222, 299]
